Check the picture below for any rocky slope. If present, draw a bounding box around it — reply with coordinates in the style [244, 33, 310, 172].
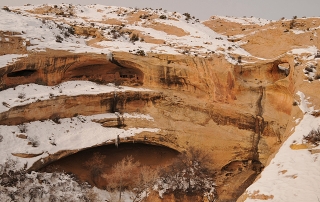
[0, 4, 320, 201]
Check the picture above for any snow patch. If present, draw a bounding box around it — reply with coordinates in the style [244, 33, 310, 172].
[243, 91, 320, 201]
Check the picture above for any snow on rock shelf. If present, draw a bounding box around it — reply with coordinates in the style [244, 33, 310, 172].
[0, 80, 151, 113]
[0, 54, 28, 68]
[0, 112, 159, 169]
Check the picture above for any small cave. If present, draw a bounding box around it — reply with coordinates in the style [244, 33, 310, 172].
[7, 69, 37, 77]
[268, 61, 290, 81]
[63, 62, 144, 86]
[39, 143, 179, 189]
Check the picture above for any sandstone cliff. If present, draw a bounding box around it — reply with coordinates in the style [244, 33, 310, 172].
[0, 4, 320, 202]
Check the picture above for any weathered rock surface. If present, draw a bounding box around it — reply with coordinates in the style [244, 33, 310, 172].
[2, 5, 320, 201]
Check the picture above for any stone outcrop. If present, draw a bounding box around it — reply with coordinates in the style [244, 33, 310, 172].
[3, 5, 320, 201]
[0, 49, 296, 201]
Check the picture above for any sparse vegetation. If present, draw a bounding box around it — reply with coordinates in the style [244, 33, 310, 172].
[159, 147, 216, 200]
[104, 156, 140, 201]
[159, 14, 167, 19]
[2, 101, 10, 108]
[289, 20, 296, 29]
[0, 159, 98, 201]
[55, 35, 63, 43]
[130, 33, 140, 42]
[27, 136, 39, 147]
[183, 13, 191, 21]
[136, 50, 145, 56]
[304, 128, 320, 146]
[67, 26, 75, 35]
[18, 92, 26, 99]
[18, 124, 27, 133]
[139, 14, 151, 19]
[2, 6, 10, 12]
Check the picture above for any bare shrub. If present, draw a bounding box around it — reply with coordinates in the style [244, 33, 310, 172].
[0, 160, 99, 201]
[28, 136, 39, 147]
[136, 50, 145, 56]
[18, 92, 26, 99]
[18, 124, 27, 133]
[183, 13, 191, 21]
[159, 146, 216, 198]
[104, 156, 140, 201]
[0, 134, 3, 142]
[2, 6, 10, 12]
[55, 35, 63, 43]
[159, 14, 167, 19]
[289, 20, 296, 29]
[2, 102, 10, 108]
[130, 33, 139, 42]
[83, 152, 106, 186]
[304, 128, 320, 145]
[132, 166, 159, 202]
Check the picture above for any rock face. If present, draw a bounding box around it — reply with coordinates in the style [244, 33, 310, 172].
[0, 49, 294, 201]
[1, 5, 319, 201]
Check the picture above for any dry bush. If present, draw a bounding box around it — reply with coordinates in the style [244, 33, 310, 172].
[83, 152, 106, 186]
[311, 110, 320, 117]
[28, 136, 40, 147]
[18, 92, 26, 99]
[130, 33, 139, 42]
[132, 166, 159, 202]
[0, 159, 99, 201]
[159, 146, 216, 198]
[104, 156, 140, 201]
[304, 128, 320, 146]
[18, 124, 27, 133]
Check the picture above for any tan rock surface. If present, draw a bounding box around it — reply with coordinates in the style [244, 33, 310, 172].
[3, 6, 320, 201]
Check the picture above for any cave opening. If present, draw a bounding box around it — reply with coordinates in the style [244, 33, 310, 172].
[7, 69, 37, 77]
[63, 62, 144, 86]
[40, 143, 179, 189]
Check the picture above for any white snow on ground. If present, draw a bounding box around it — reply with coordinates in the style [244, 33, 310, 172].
[211, 16, 272, 26]
[291, 29, 305, 35]
[0, 54, 28, 68]
[243, 91, 320, 202]
[0, 112, 159, 169]
[289, 46, 318, 55]
[0, 81, 151, 113]
[1, 4, 254, 60]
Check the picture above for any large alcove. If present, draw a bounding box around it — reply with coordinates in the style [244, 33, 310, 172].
[63, 61, 144, 86]
[40, 143, 179, 188]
